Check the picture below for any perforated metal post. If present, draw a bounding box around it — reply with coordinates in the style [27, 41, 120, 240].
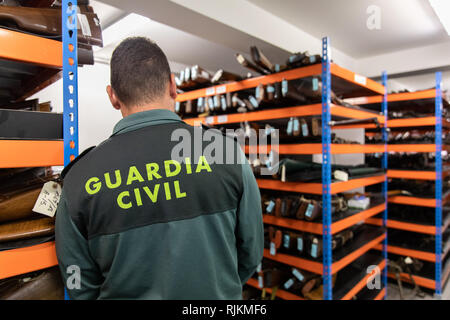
[62, 0, 78, 300]
[435, 72, 443, 296]
[381, 71, 388, 299]
[63, 0, 79, 167]
[321, 37, 332, 300]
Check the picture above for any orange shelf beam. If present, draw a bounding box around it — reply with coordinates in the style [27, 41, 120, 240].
[387, 144, 448, 153]
[246, 143, 385, 155]
[332, 204, 386, 234]
[257, 175, 386, 195]
[246, 278, 304, 300]
[374, 288, 386, 300]
[388, 195, 436, 208]
[373, 243, 436, 263]
[262, 203, 385, 235]
[387, 170, 437, 181]
[0, 242, 58, 280]
[341, 259, 386, 300]
[344, 89, 436, 105]
[176, 64, 322, 102]
[177, 63, 383, 102]
[332, 233, 386, 274]
[0, 140, 64, 168]
[387, 272, 435, 290]
[330, 64, 385, 95]
[182, 103, 384, 127]
[263, 233, 385, 275]
[330, 105, 385, 123]
[183, 104, 322, 126]
[0, 29, 62, 68]
[387, 117, 447, 128]
[366, 218, 437, 235]
[263, 249, 323, 274]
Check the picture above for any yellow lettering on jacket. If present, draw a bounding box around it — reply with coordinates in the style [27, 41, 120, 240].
[85, 177, 101, 195]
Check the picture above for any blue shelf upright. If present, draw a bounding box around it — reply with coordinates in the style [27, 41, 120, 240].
[321, 36, 333, 300]
[62, 0, 79, 301]
[63, 0, 79, 167]
[381, 71, 388, 299]
[435, 72, 443, 297]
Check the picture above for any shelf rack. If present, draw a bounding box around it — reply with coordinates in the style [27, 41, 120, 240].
[177, 37, 387, 300]
[359, 75, 448, 296]
[0, 0, 77, 282]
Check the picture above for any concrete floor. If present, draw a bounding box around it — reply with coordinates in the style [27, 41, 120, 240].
[387, 280, 450, 300]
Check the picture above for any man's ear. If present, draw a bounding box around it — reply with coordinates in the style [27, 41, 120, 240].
[169, 74, 177, 100]
[106, 85, 122, 110]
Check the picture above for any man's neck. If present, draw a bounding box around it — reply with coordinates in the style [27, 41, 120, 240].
[121, 99, 174, 118]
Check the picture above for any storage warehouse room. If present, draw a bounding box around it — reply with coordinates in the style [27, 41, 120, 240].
[1, 0, 450, 306]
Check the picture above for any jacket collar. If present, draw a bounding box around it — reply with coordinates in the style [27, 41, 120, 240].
[112, 109, 183, 136]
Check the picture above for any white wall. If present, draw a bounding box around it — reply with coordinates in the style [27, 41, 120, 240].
[31, 63, 122, 153]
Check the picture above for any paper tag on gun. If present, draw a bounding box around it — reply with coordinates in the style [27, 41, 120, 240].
[32, 181, 62, 217]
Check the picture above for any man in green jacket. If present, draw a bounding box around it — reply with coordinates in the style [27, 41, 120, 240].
[55, 37, 263, 299]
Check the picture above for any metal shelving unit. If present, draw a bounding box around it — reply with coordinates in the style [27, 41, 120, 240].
[359, 75, 450, 296]
[0, 0, 77, 281]
[177, 36, 387, 300]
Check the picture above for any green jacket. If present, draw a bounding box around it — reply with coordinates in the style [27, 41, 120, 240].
[55, 109, 263, 300]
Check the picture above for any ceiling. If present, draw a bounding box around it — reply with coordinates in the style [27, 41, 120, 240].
[90, 0, 289, 75]
[248, 0, 448, 58]
[91, 0, 450, 91]
[90, 0, 126, 30]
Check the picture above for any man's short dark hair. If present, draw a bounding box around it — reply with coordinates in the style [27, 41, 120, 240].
[110, 37, 171, 107]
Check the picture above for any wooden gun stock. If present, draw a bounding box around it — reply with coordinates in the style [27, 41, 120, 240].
[0, 217, 55, 243]
[235, 53, 270, 75]
[0, 267, 64, 300]
[250, 46, 274, 72]
[0, 187, 41, 223]
[211, 69, 243, 83]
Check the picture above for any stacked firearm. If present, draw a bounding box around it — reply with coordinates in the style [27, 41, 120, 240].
[247, 228, 384, 300]
[174, 46, 367, 118]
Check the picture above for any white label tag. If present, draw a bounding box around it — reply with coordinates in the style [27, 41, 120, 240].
[256, 263, 262, 273]
[32, 181, 62, 217]
[205, 116, 214, 124]
[284, 278, 294, 289]
[283, 234, 290, 248]
[77, 14, 92, 37]
[287, 118, 293, 135]
[297, 237, 303, 251]
[305, 203, 314, 218]
[354, 74, 367, 86]
[301, 123, 309, 136]
[216, 85, 226, 94]
[293, 119, 300, 132]
[205, 87, 215, 96]
[292, 268, 304, 282]
[311, 243, 318, 258]
[258, 275, 264, 288]
[313, 78, 319, 91]
[270, 242, 276, 256]
[217, 115, 228, 123]
[266, 200, 275, 213]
